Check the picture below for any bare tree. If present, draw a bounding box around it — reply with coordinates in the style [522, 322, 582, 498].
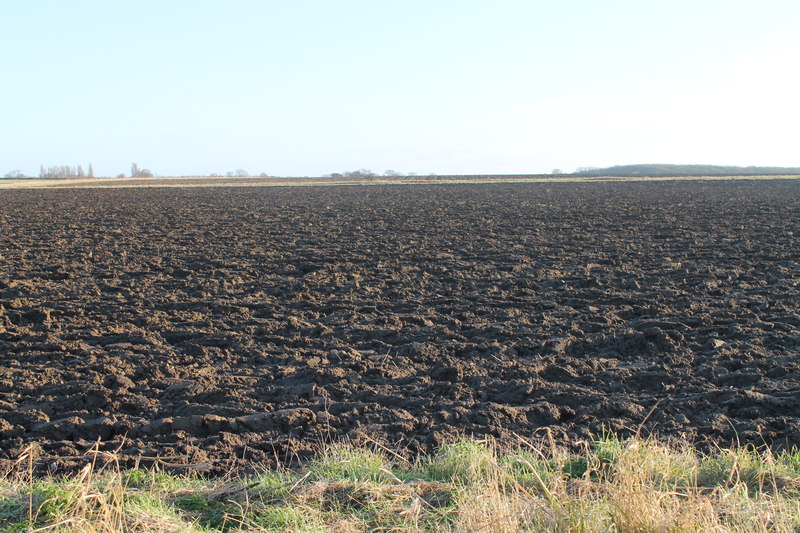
[131, 163, 153, 178]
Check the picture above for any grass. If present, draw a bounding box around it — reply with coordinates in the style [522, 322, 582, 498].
[2, 174, 800, 190]
[1, 435, 799, 532]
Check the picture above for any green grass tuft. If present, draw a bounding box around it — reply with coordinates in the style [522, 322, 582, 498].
[308, 445, 395, 484]
[423, 440, 496, 484]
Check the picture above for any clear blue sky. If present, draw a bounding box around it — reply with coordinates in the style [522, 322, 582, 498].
[2, 1, 799, 177]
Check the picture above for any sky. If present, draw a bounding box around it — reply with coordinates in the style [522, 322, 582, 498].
[2, 0, 799, 177]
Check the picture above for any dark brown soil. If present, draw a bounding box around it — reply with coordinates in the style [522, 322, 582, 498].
[1, 181, 798, 474]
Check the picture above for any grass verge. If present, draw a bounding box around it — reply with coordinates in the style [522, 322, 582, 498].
[1, 434, 798, 532]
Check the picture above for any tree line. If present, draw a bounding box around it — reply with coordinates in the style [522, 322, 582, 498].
[574, 164, 800, 176]
[39, 164, 95, 179]
[3, 163, 155, 179]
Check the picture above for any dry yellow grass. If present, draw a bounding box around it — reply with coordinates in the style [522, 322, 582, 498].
[2, 435, 799, 532]
[1, 174, 799, 190]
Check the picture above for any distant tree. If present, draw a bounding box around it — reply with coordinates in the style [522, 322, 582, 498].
[342, 169, 377, 178]
[551, 169, 563, 175]
[87, 164, 94, 178]
[383, 169, 401, 177]
[575, 166, 600, 174]
[3, 170, 26, 179]
[131, 163, 153, 177]
[226, 171, 235, 177]
[259, 172, 270, 177]
[235, 169, 249, 177]
[116, 173, 126, 178]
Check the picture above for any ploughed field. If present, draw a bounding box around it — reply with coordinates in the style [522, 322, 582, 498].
[1, 180, 798, 473]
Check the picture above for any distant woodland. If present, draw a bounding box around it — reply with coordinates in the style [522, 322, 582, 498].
[574, 164, 800, 176]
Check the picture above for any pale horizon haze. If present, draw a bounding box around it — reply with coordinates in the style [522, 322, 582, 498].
[2, 1, 799, 177]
